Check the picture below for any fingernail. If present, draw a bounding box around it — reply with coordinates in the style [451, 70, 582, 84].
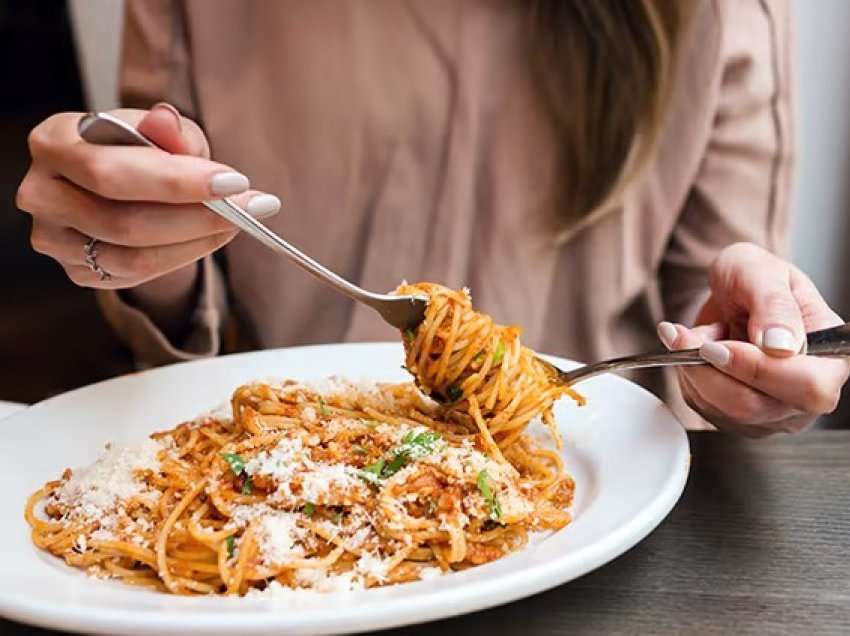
[657, 322, 678, 350]
[700, 342, 730, 367]
[209, 172, 250, 196]
[246, 194, 281, 219]
[762, 327, 796, 352]
[151, 102, 182, 131]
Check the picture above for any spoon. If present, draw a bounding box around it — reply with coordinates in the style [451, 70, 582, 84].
[77, 112, 428, 331]
[542, 322, 850, 385]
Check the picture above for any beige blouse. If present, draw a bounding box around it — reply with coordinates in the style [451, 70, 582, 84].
[100, 0, 794, 429]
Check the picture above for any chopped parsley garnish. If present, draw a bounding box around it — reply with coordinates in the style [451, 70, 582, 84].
[225, 535, 235, 558]
[352, 444, 368, 455]
[222, 452, 246, 475]
[334, 510, 343, 524]
[241, 477, 253, 495]
[303, 502, 316, 517]
[403, 328, 416, 342]
[477, 469, 502, 521]
[383, 452, 408, 477]
[492, 340, 506, 365]
[353, 429, 442, 484]
[446, 384, 464, 403]
[318, 397, 330, 417]
[355, 458, 385, 484]
[400, 430, 442, 455]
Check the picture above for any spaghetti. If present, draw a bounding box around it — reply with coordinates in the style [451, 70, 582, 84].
[26, 283, 583, 596]
[397, 282, 585, 459]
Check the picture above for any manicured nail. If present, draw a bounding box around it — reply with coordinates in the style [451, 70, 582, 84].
[700, 342, 730, 367]
[657, 322, 678, 350]
[246, 194, 281, 219]
[762, 327, 796, 352]
[151, 102, 182, 131]
[209, 172, 249, 196]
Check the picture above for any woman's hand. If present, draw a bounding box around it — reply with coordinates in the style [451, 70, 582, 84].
[15, 104, 280, 290]
[658, 243, 849, 437]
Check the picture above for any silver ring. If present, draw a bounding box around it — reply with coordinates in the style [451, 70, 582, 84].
[83, 238, 111, 281]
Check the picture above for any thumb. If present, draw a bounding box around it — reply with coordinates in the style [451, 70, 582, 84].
[136, 103, 210, 158]
[744, 277, 805, 357]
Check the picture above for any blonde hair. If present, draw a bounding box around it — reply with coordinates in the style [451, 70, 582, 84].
[528, 1, 690, 239]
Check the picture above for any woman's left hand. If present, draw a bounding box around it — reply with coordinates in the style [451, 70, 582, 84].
[658, 243, 849, 437]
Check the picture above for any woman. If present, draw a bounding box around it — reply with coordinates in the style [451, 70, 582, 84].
[16, 0, 849, 436]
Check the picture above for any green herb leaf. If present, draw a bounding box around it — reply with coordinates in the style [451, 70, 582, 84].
[241, 477, 253, 495]
[303, 502, 316, 517]
[382, 452, 408, 477]
[333, 509, 343, 524]
[446, 384, 463, 403]
[355, 458, 385, 484]
[403, 328, 416, 342]
[352, 444, 368, 455]
[476, 469, 502, 521]
[364, 458, 385, 476]
[222, 452, 246, 476]
[492, 340, 506, 365]
[225, 535, 235, 558]
[401, 431, 415, 445]
[318, 397, 330, 417]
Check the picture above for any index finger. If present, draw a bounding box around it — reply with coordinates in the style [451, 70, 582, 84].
[30, 113, 248, 204]
[700, 339, 850, 415]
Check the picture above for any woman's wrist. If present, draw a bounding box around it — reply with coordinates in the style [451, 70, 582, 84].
[121, 262, 201, 345]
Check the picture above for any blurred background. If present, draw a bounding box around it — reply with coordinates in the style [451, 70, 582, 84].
[1, 0, 849, 427]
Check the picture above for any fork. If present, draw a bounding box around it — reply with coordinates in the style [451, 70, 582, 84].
[543, 322, 850, 385]
[77, 112, 428, 331]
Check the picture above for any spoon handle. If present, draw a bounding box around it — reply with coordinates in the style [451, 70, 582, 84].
[559, 322, 850, 385]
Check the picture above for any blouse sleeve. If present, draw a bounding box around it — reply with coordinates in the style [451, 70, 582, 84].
[96, 0, 228, 367]
[660, 0, 795, 326]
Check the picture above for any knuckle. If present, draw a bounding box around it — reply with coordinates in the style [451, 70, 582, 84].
[160, 170, 190, 199]
[761, 289, 797, 314]
[79, 155, 113, 193]
[63, 265, 89, 287]
[778, 417, 810, 435]
[26, 124, 50, 157]
[29, 224, 51, 255]
[124, 247, 159, 278]
[15, 176, 36, 212]
[103, 206, 140, 246]
[802, 376, 840, 414]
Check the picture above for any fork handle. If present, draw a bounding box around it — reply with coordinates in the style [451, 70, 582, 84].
[562, 322, 850, 384]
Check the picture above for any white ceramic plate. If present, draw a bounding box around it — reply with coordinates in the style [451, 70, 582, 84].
[0, 343, 689, 635]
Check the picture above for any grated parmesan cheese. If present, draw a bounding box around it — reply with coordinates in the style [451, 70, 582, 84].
[56, 438, 163, 522]
[258, 512, 306, 564]
[355, 553, 390, 583]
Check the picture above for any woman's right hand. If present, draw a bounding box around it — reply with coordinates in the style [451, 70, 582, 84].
[15, 104, 280, 290]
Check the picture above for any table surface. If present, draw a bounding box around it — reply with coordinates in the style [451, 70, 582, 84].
[5, 430, 849, 636]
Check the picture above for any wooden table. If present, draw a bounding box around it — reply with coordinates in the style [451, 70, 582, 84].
[6, 431, 849, 635]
